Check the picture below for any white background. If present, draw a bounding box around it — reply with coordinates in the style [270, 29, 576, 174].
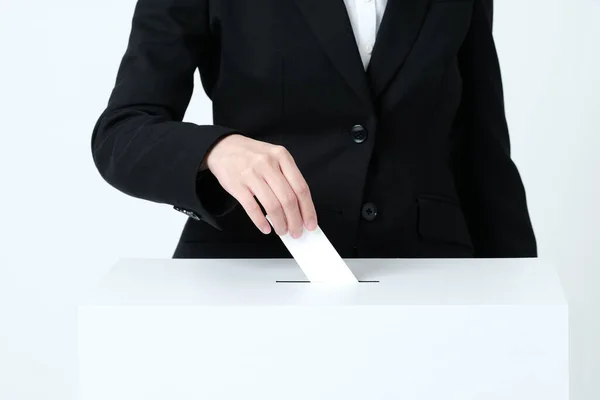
[0, 0, 598, 399]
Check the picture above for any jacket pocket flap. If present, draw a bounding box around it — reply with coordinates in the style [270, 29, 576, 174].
[417, 195, 473, 249]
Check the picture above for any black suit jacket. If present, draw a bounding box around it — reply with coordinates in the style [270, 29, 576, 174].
[91, 0, 537, 259]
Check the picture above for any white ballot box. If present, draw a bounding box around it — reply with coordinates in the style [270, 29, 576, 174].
[78, 258, 569, 400]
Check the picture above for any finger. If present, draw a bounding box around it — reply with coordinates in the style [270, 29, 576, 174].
[246, 174, 288, 236]
[231, 185, 272, 235]
[277, 148, 318, 230]
[261, 163, 304, 239]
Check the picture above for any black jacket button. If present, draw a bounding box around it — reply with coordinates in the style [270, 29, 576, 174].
[173, 206, 202, 221]
[350, 124, 368, 143]
[361, 202, 378, 221]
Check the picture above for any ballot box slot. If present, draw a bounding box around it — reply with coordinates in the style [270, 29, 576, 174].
[275, 280, 379, 283]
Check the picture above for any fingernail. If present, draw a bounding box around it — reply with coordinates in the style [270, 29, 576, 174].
[306, 219, 317, 230]
[261, 225, 271, 234]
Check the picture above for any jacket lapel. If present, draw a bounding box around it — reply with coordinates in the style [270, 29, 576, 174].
[367, 0, 432, 98]
[293, 0, 373, 106]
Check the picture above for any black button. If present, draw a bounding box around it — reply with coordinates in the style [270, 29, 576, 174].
[173, 206, 201, 221]
[361, 202, 378, 221]
[350, 124, 368, 143]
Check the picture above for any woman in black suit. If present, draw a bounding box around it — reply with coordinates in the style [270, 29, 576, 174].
[91, 0, 536, 259]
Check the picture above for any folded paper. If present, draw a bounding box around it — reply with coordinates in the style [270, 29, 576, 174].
[266, 216, 358, 284]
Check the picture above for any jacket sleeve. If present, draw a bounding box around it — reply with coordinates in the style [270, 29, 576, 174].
[91, 0, 238, 230]
[452, 0, 537, 257]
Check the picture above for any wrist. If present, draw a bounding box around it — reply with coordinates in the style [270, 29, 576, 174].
[203, 133, 241, 171]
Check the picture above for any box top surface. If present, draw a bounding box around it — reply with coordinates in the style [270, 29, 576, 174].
[79, 258, 567, 307]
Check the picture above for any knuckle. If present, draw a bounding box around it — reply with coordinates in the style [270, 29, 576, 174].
[281, 191, 297, 208]
[240, 166, 257, 180]
[296, 183, 310, 197]
[271, 145, 289, 158]
[264, 201, 282, 215]
[252, 153, 271, 167]
[244, 200, 261, 214]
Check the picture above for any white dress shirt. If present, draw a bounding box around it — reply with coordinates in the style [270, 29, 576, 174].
[343, 0, 389, 70]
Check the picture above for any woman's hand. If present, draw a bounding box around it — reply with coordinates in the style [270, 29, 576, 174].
[205, 134, 318, 238]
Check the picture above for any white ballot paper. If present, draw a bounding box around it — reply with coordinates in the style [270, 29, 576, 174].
[266, 216, 358, 284]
